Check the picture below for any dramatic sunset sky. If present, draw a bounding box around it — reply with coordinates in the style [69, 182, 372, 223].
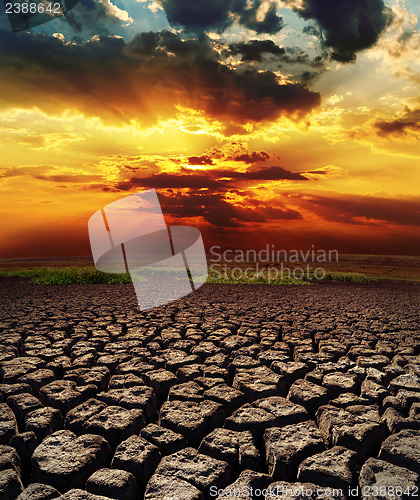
[0, 0, 419, 258]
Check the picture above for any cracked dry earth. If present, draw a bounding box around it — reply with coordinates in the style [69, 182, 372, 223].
[0, 278, 419, 500]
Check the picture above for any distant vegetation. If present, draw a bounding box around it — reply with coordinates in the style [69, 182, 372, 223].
[0, 267, 132, 285]
[322, 272, 376, 282]
[206, 268, 310, 285]
[0, 266, 377, 285]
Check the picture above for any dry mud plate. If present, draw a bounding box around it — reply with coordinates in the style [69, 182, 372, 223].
[0, 278, 419, 499]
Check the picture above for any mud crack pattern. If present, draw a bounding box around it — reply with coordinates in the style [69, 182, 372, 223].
[0, 279, 419, 499]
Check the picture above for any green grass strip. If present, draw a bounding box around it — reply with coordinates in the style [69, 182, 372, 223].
[0, 266, 376, 285]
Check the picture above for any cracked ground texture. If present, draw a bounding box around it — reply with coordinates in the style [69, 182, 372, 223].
[0, 278, 419, 499]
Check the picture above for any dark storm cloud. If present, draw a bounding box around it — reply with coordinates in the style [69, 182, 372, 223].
[0, 26, 126, 66]
[0, 28, 130, 118]
[234, 150, 270, 163]
[159, 0, 233, 32]
[229, 40, 286, 62]
[159, 0, 284, 34]
[292, 0, 393, 62]
[226, 41, 328, 85]
[116, 173, 224, 191]
[112, 164, 307, 192]
[293, 193, 420, 226]
[374, 107, 420, 137]
[125, 30, 321, 122]
[236, 2, 284, 34]
[227, 40, 326, 66]
[299, 71, 320, 84]
[0, 29, 320, 125]
[214, 165, 308, 181]
[188, 155, 214, 165]
[242, 165, 308, 181]
[158, 192, 302, 227]
[204, 67, 319, 122]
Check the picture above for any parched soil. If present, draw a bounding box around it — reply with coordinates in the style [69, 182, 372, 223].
[0, 279, 419, 499]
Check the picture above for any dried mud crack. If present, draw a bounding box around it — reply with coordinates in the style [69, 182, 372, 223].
[0, 278, 419, 499]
